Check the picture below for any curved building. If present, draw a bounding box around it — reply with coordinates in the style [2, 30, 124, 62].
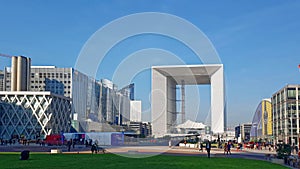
[250, 99, 272, 141]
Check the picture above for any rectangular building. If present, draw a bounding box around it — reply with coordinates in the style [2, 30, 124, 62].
[235, 123, 252, 142]
[272, 84, 300, 145]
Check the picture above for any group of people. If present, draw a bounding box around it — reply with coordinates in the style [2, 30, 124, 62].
[199, 141, 233, 158]
[223, 142, 232, 155]
[67, 139, 76, 151]
[90, 141, 105, 154]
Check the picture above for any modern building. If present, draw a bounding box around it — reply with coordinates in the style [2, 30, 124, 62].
[3, 66, 93, 131]
[151, 64, 225, 137]
[10, 56, 31, 91]
[0, 91, 71, 140]
[235, 123, 252, 142]
[100, 79, 133, 126]
[1, 58, 143, 134]
[119, 83, 134, 100]
[0, 57, 73, 140]
[0, 70, 4, 91]
[272, 84, 300, 145]
[250, 99, 272, 141]
[130, 100, 141, 122]
[142, 122, 152, 137]
[125, 121, 152, 137]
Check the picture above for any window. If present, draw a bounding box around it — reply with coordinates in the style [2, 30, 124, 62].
[287, 88, 296, 99]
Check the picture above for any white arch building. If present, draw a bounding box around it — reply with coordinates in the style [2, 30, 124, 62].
[151, 64, 225, 137]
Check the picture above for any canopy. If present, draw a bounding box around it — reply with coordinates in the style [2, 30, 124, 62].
[176, 120, 206, 129]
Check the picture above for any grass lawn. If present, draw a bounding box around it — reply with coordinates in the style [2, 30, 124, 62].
[0, 153, 288, 169]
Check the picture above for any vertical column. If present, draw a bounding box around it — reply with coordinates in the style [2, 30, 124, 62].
[16, 56, 23, 91]
[26, 57, 31, 91]
[152, 68, 167, 137]
[211, 65, 225, 134]
[11, 56, 17, 91]
[166, 77, 176, 133]
[296, 87, 299, 145]
[284, 88, 288, 143]
[181, 80, 185, 123]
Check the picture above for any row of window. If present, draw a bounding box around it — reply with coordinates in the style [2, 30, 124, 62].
[31, 80, 71, 84]
[31, 73, 71, 79]
[30, 85, 71, 89]
[273, 88, 300, 103]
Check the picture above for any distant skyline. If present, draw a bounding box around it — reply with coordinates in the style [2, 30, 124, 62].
[0, 1, 300, 128]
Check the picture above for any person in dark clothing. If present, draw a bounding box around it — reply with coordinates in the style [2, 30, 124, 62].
[91, 144, 97, 154]
[227, 142, 231, 155]
[206, 140, 212, 158]
[67, 140, 71, 152]
[85, 140, 88, 147]
[200, 143, 203, 152]
[72, 139, 75, 148]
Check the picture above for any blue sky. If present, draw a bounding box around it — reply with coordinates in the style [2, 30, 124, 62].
[0, 0, 300, 129]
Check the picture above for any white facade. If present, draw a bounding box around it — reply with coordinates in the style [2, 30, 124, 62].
[152, 64, 225, 137]
[0, 91, 71, 139]
[130, 100, 142, 122]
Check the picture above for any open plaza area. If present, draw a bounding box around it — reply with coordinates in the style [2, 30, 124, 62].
[0, 144, 292, 169]
[0, 150, 287, 169]
[1, 1, 300, 169]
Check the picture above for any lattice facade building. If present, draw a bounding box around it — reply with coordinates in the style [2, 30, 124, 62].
[0, 91, 71, 140]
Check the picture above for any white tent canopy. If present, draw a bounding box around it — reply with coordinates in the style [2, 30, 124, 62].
[176, 120, 206, 129]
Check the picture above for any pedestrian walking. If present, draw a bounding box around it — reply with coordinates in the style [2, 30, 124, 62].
[224, 143, 228, 154]
[200, 142, 203, 152]
[206, 140, 212, 158]
[72, 139, 75, 148]
[67, 140, 71, 152]
[227, 142, 231, 155]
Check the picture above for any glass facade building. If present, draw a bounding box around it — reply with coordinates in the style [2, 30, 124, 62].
[1, 65, 142, 134]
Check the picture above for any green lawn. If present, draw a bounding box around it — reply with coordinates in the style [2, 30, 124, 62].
[0, 153, 288, 169]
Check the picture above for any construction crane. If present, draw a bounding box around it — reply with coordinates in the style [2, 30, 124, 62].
[0, 53, 12, 58]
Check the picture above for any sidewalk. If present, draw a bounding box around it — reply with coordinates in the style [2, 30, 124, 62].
[237, 148, 276, 155]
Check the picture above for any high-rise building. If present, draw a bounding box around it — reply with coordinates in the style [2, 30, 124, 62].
[272, 84, 300, 145]
[119, 83, 134, 100]
[130, 100, 141, 122]
[0, 70, 4, 91]
[10, 56, 31, 91]
[2, 64, 142, 133]
[250, 99, 272, 141]
[100, 79, 137, 126]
